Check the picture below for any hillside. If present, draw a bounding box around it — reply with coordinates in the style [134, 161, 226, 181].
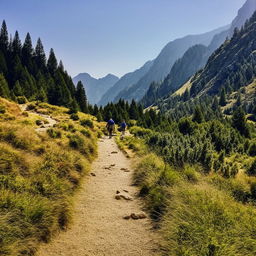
[98, 61, 153, 106]
[0, 98, 99, 255]
[113, 26, 228, 102]
[142, 0, 256, 107]
[73, 73, 119, 105]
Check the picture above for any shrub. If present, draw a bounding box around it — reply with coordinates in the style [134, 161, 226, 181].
[248, 142, 256, 156]
[250, 182, 256, 200]
[80, 119, 94, 128]
[80, 129, 92, 138]
[69, 134, 85, 151]
[36, 119, 43, 126]
[26, 103, 36, 111]
[130, 126, 152, 137]
[0, 105, 5, 114]
[16, 96, 27, 104]
[247, 159, 256, 176]
[70, 113, 79, 121]
[47, 128, 62, 138]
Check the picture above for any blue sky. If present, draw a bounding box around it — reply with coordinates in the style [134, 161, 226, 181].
[0, 0, 246, 78]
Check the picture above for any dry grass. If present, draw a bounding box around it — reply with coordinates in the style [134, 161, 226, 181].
[0, 98, 99, 256]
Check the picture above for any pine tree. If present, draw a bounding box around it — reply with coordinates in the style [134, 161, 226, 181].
[232, 107, 250, 137]
[34, 38, 46, 70]
[13, 80, 23, 96]
[0, 20, 8, 53]
[0, 73, 10, 98]
[12, 31, 22, 56]
[192, 105, 204, 123]
[219, 88, 227, 106]
[75, 81, 88, 113]
[47, 48, 58, 75]
[22, 33, 33, 71]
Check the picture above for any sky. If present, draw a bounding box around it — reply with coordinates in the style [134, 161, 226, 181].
[0, 0, 246, 78]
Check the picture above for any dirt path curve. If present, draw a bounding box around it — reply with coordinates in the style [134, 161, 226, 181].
[36, 137, 159, 256]
[20, 104, 57, 132]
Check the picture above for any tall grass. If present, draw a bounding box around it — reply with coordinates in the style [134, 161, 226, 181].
[0, 98, 98, 255]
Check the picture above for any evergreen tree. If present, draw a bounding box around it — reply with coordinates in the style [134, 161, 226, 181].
[219, 88, 227, 106]
[13, 80, 23, 96]
[232, 107, 250, 137]
[22, 33, 33, 71]
[12, 31, 22, 56]
[0, 20, 8, 53]
[75, 81, 88, 113]
[0, 73, 10, 98]
[34, 38, 46, 70]
[192, 105, 204, 123]
[47, 48, 58, 75]
[69, 99, 79, 114]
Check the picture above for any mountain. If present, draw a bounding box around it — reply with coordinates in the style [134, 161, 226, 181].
[141, 0, 256, 107]
[98, 61, 153, 106]
[229, 0, 256, 37]
[113, 25, 229, 103]
[141, 45, 209, 106]
[156, 9, 256, 120]
[73, 73, 119, 105]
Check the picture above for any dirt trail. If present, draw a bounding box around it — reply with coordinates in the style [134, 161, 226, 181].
[20, 104, 57, 132]
[36, 137, 159, 256]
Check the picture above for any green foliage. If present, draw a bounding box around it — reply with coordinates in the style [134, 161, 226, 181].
[47, 128, 62, 138]
[70, 113, 79, 121]
[16, 96, 27, 104]
[80, 119, 94, 128]
[247, 159, 256, 176]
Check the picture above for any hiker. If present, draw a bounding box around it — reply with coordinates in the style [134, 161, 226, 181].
[120, 120, 127, 140]
[106, 118, 115, 138]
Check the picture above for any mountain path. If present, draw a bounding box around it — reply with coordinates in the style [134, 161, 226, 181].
[36, 137, 159, 256]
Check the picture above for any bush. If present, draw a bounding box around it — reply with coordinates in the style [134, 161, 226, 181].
[36, 119, 43, 126]
[247, 160, 256, 176]
[26, 103, 36, 111]
[80, 129, 92, 138]
[69, 134, 85, 151]
[130, 126, 152, 137]
[248, 142, 256, 156]
[16, 96, 27, 104]
[70, 113, 79, 121]
[0, 105, 5, 114]
[47, 128, 62, 138]
[80, 119, 94, 128]
[250, 182, 256, 200]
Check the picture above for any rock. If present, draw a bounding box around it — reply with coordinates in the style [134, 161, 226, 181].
[111, 164, 116, 167]
[130, 213, 139, 220]
[138, 213, 147, 219]
[115, 195, 121, 200]
[124, 169, 130, 172]
[90, 173, 96, 176]
[116, 190, 120, 194]
[123, 189, 129, 193]
[123, 215, 131, 220]
[111, 151, 118, 154]
[120, 168, 127, 171]
[120, 195, 133, 201]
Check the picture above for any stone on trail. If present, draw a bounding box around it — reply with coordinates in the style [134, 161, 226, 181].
[123, 215, 131, 220]
[116, 190, 120, 194]
[90, 173, 96, 177]
[131, 213, 139, 220]
[111, 151, 118, 154]
[115, 195, 122, 200]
